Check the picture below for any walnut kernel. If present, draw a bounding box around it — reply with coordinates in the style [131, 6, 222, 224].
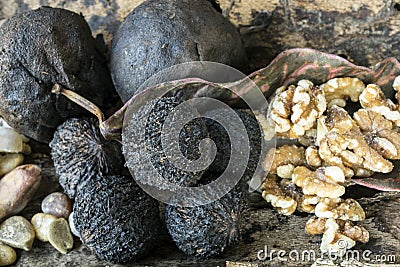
[320, 77, 365, 107]
[319, 106, 393, 176]
[314, 198, 365, 221]
[292, 166, 345, 198]
[354, 109, 400, 160]
[305, 146, 322, 167]
[261, 175, 298, 215]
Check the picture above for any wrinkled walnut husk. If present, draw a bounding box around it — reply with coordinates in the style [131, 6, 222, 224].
[0, 7, 117, 143]
[165, 187, 245, 258]
[110, 0, 247, 102]
[73, 174, 161, 263]
[50, 118, 123, 199]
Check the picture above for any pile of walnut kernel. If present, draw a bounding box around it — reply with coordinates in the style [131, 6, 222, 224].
[261, 76, 400, 255]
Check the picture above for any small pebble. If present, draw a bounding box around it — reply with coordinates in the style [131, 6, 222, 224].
[0, 243, 16, 266]
[31, 213, 57, 242]
[68, 212, 80, 238]
[48, 218, 73, 254]
[0, 216, 35, 251]
[41, 192, 72, 219]
[0, 128, 24, 153]
[0, 154, 23, 176]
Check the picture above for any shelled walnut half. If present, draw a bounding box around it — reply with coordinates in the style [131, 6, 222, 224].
[306, 217, 369, 255]
[354, 109, 400, 160]
[261, 175, 299, 215]
[359, 84, 400, 126]
[292, 166, 345, 199]
[319, 106, 393, 177]
[270, 80, 326, 138]
[261, 76, 400, 256]
[264, 145, 306, 175]
[314, 198, 365, 221]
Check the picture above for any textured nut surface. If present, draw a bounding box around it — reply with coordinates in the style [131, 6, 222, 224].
[320, 218, 356, 255]
[292, 166, 345, 198]
[0, 216, 35, 251]
[305, 146, 322, 167]
[315, 198, 365, 221]
[319, 106, 393, 176]
[0, 243, 16, 266]
[298, 129, 317, 146]
[265, 77, 379, 255]
[261, 175, 298, 215]
[31, 213, 58, 242]
[47, 218, 73, 254]
[320, 77, 365, 107]
[298, 195, 320, 213]
[306, 217, 368, 244]
[359, 84, 400, 126]
[276, 164, 295, 179]
[41, 192, 72, 219]
[393, 75, 400, 104]
[337, 220, 369, 243]
[256, 112, 276, 141]
[270, 85, 295, 133]
[354, 109, 400, 160]
[305, 217, 327, 235]
[316, 117, 329, 146]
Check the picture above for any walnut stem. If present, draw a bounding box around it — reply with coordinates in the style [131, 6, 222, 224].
[51, 84, 105, 132]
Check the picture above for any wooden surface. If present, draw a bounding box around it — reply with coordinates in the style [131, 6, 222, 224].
[1, 0, 400, 266]
[14, 148, 400, 267]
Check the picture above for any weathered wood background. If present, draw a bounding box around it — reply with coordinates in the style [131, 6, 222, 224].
[1, 0, 400, 266]
[2, 0, 400, 71]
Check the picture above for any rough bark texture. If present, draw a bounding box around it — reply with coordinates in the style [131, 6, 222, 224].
[218, 0, 400, 71]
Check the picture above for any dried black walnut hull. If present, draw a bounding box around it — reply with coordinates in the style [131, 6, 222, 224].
[205, 109, 262, 181]
[165, 187, 245, 258]
[73, 174, 161, 263]
[50, 118, 123, 199]
[110, 0, 248, 103]
[122, 96, 208, 190]
[0, 7, 117, 143]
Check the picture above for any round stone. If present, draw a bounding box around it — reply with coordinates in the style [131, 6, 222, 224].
[41, 192, 72, 219]
[0, 243, 16, 266]
[0, 216, 35, 251]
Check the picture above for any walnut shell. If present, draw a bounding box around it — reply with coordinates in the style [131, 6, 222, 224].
[0, 7, 117, 143]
